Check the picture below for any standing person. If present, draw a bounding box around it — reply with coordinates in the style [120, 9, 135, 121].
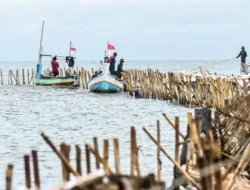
[236, 46, 247, 63]
[236, 46, 248, 73]
[117, 58, 125, 79]
[107, 52, 117, 75]
[51, 56, 59, 77]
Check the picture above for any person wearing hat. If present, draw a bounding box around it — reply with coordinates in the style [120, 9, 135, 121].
[51, 56, 60, 77]
[107, 52, 117, 75]
[117, 58, 125, 79]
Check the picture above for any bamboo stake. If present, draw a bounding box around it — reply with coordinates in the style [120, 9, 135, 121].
[24, 155, 31, 189]
[143, 127, 200, 189]
[157, 120, 161, 181]
[103, 140, 109, 175]
[113, 138, 121, 175]
[32, 150, 40, 189]
[41, 133, 79, 176]
[6, 164, 13, 190]
[130, 127, 136, 176]
[75, 145, 82, 175]
[85, 144, 91, 174]
[225, 145, 250, 190]
[32, 69, 34, 85]
[0, 69, 3, 85]
[27, 69, 30, 85]
[22, 68, 25, 85]
[89, 146, 114, 174]
[60, 143, 71, 181]
[162, 113, 185, 139]
[93, 137, 100, 169]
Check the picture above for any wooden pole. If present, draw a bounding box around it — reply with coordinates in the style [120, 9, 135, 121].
[162, 113, 185, 139]
[103, 140, 109, 175]
[130, 127, 136, 176]
[175, 117, 180, 164]
[0, 69, 3, 85]
[60, 143, 71, 181]
[93, 137, 100, 169]
[6, 164, 13, 190]
[113, 138, 121, 175]
[75, 145, 82, 175]
[22, 68, 25, 85]
[85, 144, 91, 174]
[157, 120, 161, 181]
[173, 117, 180, 190]
[143, 127, 200, 189]
[27, 69, 30, 85]
[31, 150, 40, 189]
[41, 133, 79, 176]
[89, 146, 114, 174]
[225, 145, 250, 190]
[24, 155, 31, 189]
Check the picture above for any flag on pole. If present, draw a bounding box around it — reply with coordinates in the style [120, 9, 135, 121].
[107, 43, 115, 56]
[70, 43, 77, 55]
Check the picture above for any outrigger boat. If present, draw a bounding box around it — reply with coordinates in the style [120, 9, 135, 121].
[88, 50, 124, 93]
[35, 21, 77, 86]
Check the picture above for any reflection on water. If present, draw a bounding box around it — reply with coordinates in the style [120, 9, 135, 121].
[0, 60, 239, 189]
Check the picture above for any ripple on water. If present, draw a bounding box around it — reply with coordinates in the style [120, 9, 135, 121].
[0, 81, 194, 189]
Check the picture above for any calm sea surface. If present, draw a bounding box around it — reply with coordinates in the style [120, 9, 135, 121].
[0, 60, 240, 189]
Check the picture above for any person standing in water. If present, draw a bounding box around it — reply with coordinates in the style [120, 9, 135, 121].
[236, 46, 248, 73]
[236, 46, 247, 63]
[51, 56, 60, 77]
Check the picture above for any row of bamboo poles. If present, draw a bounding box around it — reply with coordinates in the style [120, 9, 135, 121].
[123, 68, 246, 109]
[1, 67, 247, 110]
[2, 68, 96, 88]
[4, 107, 250, 189]
[4, 124, 166, 190]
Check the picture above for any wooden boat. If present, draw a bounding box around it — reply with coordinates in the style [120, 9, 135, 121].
[88, 62, 124, 93]
[35, 21, 76, 86]
[35, 57, 75, 86]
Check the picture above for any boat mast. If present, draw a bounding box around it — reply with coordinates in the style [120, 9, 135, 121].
[69, 41, 72, 57]
[38, 21, 44, 65]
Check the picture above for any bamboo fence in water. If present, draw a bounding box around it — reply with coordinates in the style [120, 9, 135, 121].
[4, 103, 250, 190]
[1, 67, 249, 111]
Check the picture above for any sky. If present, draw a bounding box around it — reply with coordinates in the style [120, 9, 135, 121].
[0, 0, 249, 61]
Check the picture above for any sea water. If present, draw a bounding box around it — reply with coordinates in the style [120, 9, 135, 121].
[0, 60, 240, 189]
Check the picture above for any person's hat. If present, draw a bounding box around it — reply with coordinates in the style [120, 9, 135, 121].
[120, 58, 124, 62]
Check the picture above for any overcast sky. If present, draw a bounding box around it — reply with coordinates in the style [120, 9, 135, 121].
[0, 0, 249, 61]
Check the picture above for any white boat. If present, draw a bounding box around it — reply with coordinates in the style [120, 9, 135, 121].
[88, 62, 124, 93]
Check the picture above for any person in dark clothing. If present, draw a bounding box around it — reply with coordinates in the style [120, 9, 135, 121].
[51, 56, 59, 77]
[236, 46, 247, 63]
[117, 59, 125, 79]
[107, 52, 117, 75]
[236, 46, 249, 73]
[66, 56, 75, 67]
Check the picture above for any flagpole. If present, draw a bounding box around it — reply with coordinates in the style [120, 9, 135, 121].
[107, 41, 109, 52]
[69, 41, 72, 57]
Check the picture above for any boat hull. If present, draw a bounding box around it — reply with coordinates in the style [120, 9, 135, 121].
[35, 77, 75, 86]
[88, 73, 123, 93]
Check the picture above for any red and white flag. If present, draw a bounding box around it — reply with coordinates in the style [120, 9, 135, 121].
[107, 43, 115, 56]
[70, 43, 77, 55]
